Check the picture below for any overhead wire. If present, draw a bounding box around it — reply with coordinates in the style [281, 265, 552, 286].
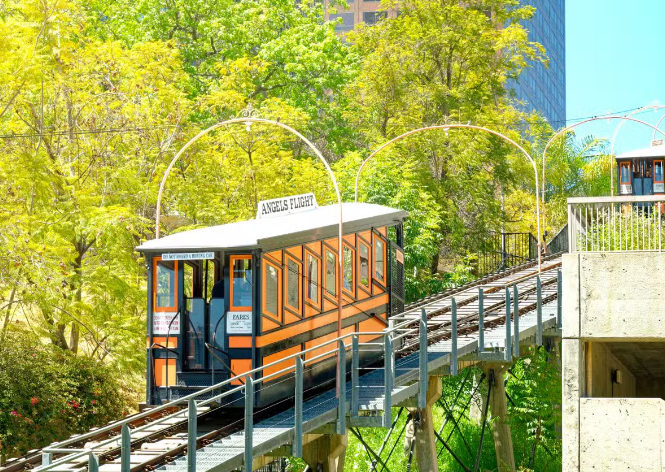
[0, 105, 661, 141]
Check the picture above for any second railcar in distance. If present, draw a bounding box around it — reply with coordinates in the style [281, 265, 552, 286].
[137, 197, 408, 407]
[616, 141, 665, 197]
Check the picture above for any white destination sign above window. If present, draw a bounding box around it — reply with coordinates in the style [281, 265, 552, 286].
[256, 193, 318, 219]
[161, 252, 215, 261]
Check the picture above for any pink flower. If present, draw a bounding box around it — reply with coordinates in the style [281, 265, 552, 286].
[10, 410, 18, 416]
[92, 400, 96, 405]
[71, 401, 79, 408]
[30, 397, 39, 405]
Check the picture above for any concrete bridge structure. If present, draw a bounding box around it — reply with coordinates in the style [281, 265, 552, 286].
[563, 195, 665, 471]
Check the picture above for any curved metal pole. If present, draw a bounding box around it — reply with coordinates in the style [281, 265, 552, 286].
[654, 112, 665, 141]
[611, 105, 665, 155]
[154, 117, 346, 348]
[353, 124, 543, 272]
[541, 115, 665, 232]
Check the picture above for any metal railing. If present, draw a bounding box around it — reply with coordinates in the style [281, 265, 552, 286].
[35, 315, 425, 472]
[546, 224, 569, 254]
[34, 269, 562, 472]
[568, 196, 665, 252]
[476, 232, 538, 277]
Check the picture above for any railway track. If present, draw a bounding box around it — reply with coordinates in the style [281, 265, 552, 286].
[1, 255, 562, 472]
[395, 254, 562, 355]
[0, 406, 244, 472]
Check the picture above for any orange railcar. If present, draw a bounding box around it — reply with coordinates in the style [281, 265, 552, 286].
[137, 202, 407, 406]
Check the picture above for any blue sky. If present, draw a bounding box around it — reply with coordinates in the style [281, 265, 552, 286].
[566, 0, 665, 153]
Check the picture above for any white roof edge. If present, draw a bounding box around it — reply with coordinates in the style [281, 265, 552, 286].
[136, 202, 408, 253]
[616, 145, 665, 159]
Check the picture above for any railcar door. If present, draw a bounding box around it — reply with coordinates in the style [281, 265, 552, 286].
[619, 161, 632, 195]
[149, 257, 181, 404]
[148, 256, 229, 404]
[643, 159, 654, 195]
[654, 160, 664, 194]
[226, 254, 255, 385]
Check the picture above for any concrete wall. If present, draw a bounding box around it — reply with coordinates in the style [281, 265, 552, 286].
[562, 253, 665, 471]
[580, 398, 665, 471]
[586, 343, 636, 398]
[563, 253, 665, 341]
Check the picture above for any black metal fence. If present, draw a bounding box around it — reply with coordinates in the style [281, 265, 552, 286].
[546, 223, 569, 254]
[476, 232, 538, 276]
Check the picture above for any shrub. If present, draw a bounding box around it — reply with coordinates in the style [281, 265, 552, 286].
[0, 331, 132, 458]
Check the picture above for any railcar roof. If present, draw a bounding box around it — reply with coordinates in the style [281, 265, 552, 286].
[137, 202, 408, 253]
[616, 145, 665, 160]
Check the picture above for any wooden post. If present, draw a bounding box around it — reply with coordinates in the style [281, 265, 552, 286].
[302, 432, 347, 472]
[483, 364, 516, 472]
[411, 376, 442, 472]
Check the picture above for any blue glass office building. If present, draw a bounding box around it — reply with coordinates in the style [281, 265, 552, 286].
[512, 0, 566, 127]
[327, 1, 566, 127]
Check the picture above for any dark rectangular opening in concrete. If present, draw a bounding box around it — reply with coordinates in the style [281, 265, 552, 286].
[585, 342, 665, 399]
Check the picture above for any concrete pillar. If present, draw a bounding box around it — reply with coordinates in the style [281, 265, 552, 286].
[405, 376, 442, 472]
[483, 364, 516, 472]
[302, 432, 347, 472]
[562, 339, 583, 472]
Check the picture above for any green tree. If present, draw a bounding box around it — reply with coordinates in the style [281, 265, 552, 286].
[345, 0, 547, 291]
[0, 0, 190, 373]
[86, 0, 359, 156]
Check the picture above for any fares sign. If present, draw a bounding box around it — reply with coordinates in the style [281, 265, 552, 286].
[227, 311, 253, 334]
[257, 193, 318, 219]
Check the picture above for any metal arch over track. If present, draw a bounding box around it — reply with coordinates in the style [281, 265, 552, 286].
[2, 255, 563, 472]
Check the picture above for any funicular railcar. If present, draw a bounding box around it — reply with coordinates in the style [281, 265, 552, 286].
[616, 140, 665, 199]
[137, 195, 407, 407]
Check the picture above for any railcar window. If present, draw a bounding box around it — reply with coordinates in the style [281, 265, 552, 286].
[231, 256, 252, 309]
[343, 246, 354, 291]
[205, 261, 218, 300]
[287, 259, 299, 310]
[620, 163, 631, 184]
[306, 254, 319, 303]
[359, 242, 370, 287]
[374, 239, 385, 282]
[656, 161, 664, 183]
[185, 298, 205, 370]
[156, 260, 177, 309]
[264, 263, 279, 317]
[325, 250, 336, 296]
[184, 263, 194, 299]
